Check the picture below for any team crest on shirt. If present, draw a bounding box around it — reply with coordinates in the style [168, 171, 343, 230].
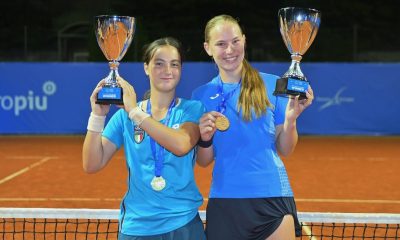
[133, 125, 145, 144]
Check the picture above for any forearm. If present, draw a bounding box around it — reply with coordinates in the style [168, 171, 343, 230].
[196, 144, 214, 167]
[82, 131, 106, 173]
[276, 86, 314, 156]
[140, 118, 199, 156]
[276, 120, 298, 157]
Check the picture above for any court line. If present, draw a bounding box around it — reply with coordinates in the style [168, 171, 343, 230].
[308, 157, 389, 161]
[0, 157, 57, 185]
[1, 197, 400, 204]
[4, 155, 125, 160]
[0, 198, 120, 202]
[5, 156, 56, 160]
[295, 198, 400, 204]
[203, 198, 400, 204]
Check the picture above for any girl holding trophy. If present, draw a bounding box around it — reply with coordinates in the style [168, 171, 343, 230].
[83, 37, 206, 240]
[192, 14, 314, 240]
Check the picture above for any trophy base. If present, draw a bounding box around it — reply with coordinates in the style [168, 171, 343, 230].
[96, 86, 124, 105]
[273, 77, 309, 100]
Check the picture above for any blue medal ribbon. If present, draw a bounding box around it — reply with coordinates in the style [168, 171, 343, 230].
[216, 75, 241, 113]
[146, 98, 176, 177]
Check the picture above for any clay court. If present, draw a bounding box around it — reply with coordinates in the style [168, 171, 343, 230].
[0, 135, 399, 214]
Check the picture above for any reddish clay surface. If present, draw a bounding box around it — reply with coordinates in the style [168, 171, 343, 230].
[0, 135, 399, 213]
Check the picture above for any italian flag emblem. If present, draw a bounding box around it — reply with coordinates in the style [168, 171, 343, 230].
[134, 125, 145, 144]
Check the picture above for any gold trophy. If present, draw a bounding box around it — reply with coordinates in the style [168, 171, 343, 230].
[95, 15, 135, 105]
[273, 7, 321, 99]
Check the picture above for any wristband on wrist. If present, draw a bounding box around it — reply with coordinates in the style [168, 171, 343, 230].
[198, 138, 213, 148]
[87, 112, 106, 133]
[129, 106, 150, 126]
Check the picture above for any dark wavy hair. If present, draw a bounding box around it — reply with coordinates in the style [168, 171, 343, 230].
[142, 37, 184, 64]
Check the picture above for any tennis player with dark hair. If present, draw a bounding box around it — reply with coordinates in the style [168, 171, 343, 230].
[191, 15, 314, 240]
[83, 37, 206, 240]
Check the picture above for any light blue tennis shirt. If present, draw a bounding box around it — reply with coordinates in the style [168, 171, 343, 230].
[102, 98, 204, 236]
[192, 72, 293, 198]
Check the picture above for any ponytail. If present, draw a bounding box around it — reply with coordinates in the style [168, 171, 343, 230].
[238, 59, 272, 121]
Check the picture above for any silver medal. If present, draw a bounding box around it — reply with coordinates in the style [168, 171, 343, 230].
[151, 176, 166, 191]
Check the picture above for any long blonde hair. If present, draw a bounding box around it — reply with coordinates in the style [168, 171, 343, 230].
[205, 15, 272, 121]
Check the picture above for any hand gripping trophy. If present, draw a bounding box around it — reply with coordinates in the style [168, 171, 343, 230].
[95, 15, 135, 105]
[273, 7, 321, 100]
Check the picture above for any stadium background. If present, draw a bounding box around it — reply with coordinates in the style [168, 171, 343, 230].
[1, 0, 399, 238]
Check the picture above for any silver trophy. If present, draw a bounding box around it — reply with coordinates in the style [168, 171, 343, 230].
[95, 15, 135, 105]
[273, 7, 321, 100]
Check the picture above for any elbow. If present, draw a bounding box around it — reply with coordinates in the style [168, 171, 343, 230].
[171, 139, 193, 156]
[279, 151, 291, 158]
[82, 164, 99, 174]
[172, 145, 190, 157]
[196, 160, 211, 168]
[82, 158, 101, 174]
[278, 148, 294, 158]
[276, 141, 296, 158]
[196, 152, 214, 167]
[83, 166, 98, 174]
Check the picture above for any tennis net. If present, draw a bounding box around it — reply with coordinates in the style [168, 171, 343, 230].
[1, 208, 399, 239]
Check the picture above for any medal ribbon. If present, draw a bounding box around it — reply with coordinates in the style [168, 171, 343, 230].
[146, 98, 176, 177]
[216, 75, 241, 113]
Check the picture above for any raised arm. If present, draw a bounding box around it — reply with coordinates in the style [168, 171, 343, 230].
[275, 87, 314, 157]
[82, 79, 118, 173]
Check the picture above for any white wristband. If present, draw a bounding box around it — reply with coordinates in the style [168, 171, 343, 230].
[87, 112, 106, 133]
[129, 107, 150, 126]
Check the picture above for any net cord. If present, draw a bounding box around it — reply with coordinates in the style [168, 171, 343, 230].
[1, 208, 400, 224]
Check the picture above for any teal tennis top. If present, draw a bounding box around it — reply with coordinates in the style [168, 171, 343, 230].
[192, 72, 293, 198]
[102, 98, 204, 236]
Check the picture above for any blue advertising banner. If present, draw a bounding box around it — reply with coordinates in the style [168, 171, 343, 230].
[0, 62, 399, 135]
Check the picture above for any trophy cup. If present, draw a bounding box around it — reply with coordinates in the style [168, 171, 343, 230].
[273, 7, 321, 100]
[95, 15, 135, 105]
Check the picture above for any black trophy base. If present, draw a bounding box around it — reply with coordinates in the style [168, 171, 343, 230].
[273, 77, 309, 100]
[95, 98, 124, 105]
[96, 86, 124, 105]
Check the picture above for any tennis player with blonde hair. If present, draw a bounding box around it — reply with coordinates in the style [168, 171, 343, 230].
[192, 14, 314, 240]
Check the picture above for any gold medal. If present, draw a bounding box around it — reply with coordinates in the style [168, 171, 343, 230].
[215, 116, 230, 131]
[151, 176, 166, 191]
